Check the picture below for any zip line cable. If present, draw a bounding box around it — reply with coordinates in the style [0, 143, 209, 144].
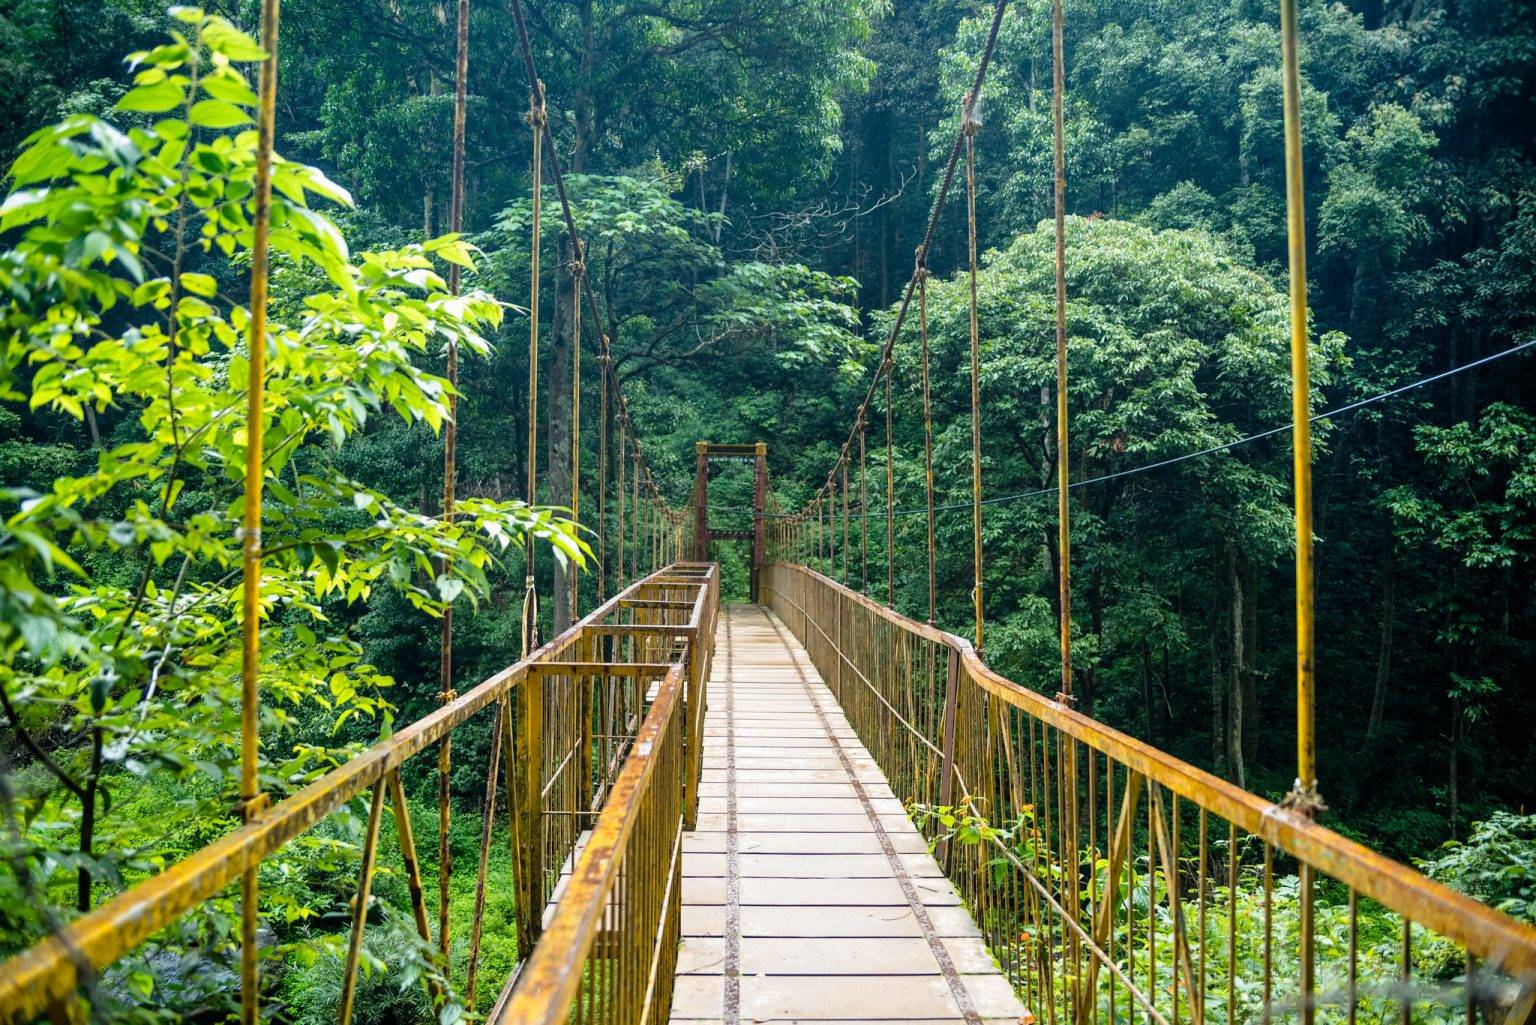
[741, 337, 1536, 520]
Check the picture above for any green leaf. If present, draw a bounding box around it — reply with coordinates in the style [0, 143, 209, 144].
[188, 99, 251, 128]
[181, 272, 217, 297]
[435, 576, 465, 603]
[200, 72, 259, 106]
[202, 20, 267, 61]
[118, 79, 185, 113]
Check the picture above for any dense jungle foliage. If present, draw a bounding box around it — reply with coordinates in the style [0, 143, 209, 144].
[1, 0, 1533, 1020]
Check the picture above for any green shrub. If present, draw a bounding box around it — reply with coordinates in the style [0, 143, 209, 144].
[1420, 813, 1536, 924]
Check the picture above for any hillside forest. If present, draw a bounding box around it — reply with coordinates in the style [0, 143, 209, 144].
[1, 0, 1534, 1020]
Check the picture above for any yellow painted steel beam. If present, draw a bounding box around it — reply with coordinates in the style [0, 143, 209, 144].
[1279, 0, 1319, 805]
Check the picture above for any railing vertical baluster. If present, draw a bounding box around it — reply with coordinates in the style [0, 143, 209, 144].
[1300, 863, 1316, 1025]
[515, 672, 546, 957]
[935, 646, 961, 868]
[386, 768, 445, 1004]
[338, 781, 386, 1025]
[466, 697, 507, 1005]
[1262, 841, 1274, 1025]
[1227, 821, 1237, 1025]
[1198, 808, 1209, 1025]
[1348, 889, 1359, 1025]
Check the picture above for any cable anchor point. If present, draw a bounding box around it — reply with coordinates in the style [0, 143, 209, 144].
[1279, 779, 1327, 819]
[238, 791, 270, 822]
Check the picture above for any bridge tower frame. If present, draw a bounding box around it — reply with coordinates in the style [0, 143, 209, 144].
[691, 442, 768, 601]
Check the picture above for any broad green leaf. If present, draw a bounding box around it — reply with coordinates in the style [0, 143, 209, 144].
[181, 272, 217, 297]
[200, 72, 259, 106]
[188, 98, 251, 128]
[118, 79, 185, 113]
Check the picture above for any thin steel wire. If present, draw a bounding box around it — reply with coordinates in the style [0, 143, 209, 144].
[1051, 0, 1072, 702]
[436, 0, 472, 964]
[237, 0, 281, 1016]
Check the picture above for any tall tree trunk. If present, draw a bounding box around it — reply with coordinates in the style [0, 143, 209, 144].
[1239, 552, 1259, 766]
[916, 123, 926, 192]
[1225, 541, 1246, 788]
[1141, 638, 1161, 747]
[1084, 569, 1103, 717]
[1368, 538, 1395, 736]
[1448, 694, 1462, 838]
[876, 82, 892, 309]
[424, 67, 440, 236]
[850, 142, 861, 303]
[574, 0, 595, 174]
[549, 2, 596, 630]
[1158, 644, 1172, 746]
[713, 152, 732, 245]
[1040, 385, 1054, 583]
[548, 234, 576, 636]
[1210, 578, 1228, 779]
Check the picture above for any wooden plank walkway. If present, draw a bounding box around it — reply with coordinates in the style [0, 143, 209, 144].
[671, 604, 1029, 1025]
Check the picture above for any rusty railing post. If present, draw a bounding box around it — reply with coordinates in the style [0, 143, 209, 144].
[693, 442, 709, 562]
[513, 675, 545, 957]
[935, 645, 962, 870]
[750, 442, 767, 603]
[833, 586, 844, 702]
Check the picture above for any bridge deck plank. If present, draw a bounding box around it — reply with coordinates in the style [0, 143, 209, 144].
[671, 604, 1028, 1025]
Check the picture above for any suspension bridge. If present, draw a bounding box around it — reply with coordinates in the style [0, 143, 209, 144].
[2, 0, 1536, 1018]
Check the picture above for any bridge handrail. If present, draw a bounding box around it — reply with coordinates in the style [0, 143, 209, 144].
[763, 561, 1536, 986]
[0, 563, 719, 1024]
[496, 657, 688, 1025]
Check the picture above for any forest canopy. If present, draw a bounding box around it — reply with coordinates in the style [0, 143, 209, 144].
[1, 0, 1534, 1019]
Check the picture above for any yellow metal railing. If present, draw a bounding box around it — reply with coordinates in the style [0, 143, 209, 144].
[497, 645, 689, 1025]
[0, 563, 718, 1025]
[494, 561, 717, 1025]
[763, 562, 1536, 1025]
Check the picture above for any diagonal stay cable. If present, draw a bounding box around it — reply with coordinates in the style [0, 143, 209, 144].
[810, 0, 1011, 508]
[507, 0, 673, 513]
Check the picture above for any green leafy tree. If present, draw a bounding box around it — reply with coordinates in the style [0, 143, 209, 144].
[0, 10, 583, 998]
[870, 217, 1337, 785]
[1384, 404, 1536, 834]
